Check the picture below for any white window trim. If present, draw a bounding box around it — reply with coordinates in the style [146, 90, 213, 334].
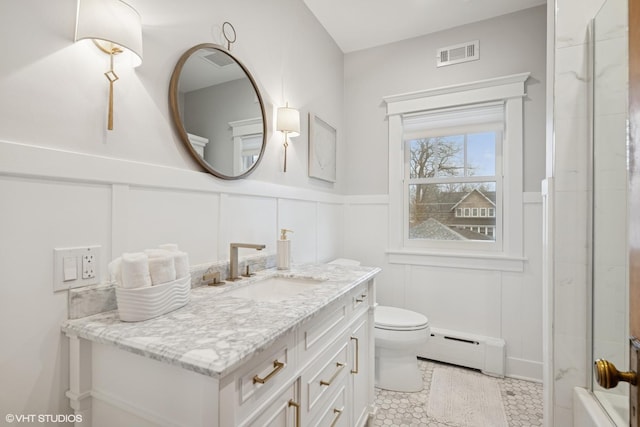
[383, 73, 529, 271]
[229, 117, 263, 175]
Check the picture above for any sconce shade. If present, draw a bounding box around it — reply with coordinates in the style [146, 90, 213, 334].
[75, 0, 143, 67]
[277, 106, 300, 137]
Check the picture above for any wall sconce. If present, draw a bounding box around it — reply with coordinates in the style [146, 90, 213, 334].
[75, 0, 143, 130]
[276, 103, 300, 172]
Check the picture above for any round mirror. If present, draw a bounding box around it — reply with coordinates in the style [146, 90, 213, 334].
[169, 43, 266, 179]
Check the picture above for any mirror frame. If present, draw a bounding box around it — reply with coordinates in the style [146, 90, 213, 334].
[169, 43, 267, 180]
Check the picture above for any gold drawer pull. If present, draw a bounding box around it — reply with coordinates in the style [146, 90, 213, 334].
[288, 399, 300, 427]
[253, 360, 285, 384]
[350, 336, 359, 374]
[330, 406, 344, 427]
[355, 294, 367, 303]
[320, 362, 345, 386]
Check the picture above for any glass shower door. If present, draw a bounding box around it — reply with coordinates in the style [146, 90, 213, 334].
[591, 0, 629, 424]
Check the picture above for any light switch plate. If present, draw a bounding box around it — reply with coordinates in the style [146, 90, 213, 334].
[63, 256, 77, 281]
[53, 246, 101, 292]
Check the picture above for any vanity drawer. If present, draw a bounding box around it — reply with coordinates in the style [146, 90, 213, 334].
[309, 381, 348, 427]
[299, 300, 348, 367]
[232, 333, 297, 420]
[303, 338, 349, 416]
[238, 377, 300, 427]
[350, 282, 371, 316]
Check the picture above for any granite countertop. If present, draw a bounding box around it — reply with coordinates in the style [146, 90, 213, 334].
[61, 263, 380, 379]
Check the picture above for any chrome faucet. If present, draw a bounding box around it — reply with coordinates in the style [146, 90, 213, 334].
[229, 243, 266, 281]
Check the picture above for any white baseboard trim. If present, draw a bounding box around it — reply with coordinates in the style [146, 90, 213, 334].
[506, 356, 543, 382]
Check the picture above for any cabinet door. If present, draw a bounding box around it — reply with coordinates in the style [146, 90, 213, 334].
[350, 312, 371, 427]
[241, 378, 300, 427]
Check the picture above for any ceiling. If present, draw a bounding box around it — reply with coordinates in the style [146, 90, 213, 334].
[302, 0, 547, 53]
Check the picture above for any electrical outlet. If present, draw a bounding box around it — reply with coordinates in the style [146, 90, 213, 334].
[53, 246, 101, 292]
[82, 254, 96, 279]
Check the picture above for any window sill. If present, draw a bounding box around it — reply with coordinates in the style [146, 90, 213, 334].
[386, 249, 526, 272]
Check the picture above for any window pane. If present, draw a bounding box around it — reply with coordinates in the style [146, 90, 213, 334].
[409, 132, 496, 179]
[408, 136, 464, 179]
[409, 182, 496, 241]
[466, 132, 496, 176]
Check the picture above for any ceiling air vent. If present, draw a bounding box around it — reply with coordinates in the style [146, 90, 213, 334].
[201, 51, 235, 68]
[436, 40, 480, 67]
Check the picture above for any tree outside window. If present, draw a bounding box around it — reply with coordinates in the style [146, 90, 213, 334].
[406, 131, 498, 241]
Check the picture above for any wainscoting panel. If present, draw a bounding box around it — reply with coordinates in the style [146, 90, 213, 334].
[0, 139, 348, 419]
[317, 202, 344, 263]
[126, 186, 220, 264]
[218, 193, 278, 259]
[343, 193, 543, 381]
[278, 198, 319, 264]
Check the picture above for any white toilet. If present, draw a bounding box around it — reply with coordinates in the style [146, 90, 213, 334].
[374, 305, 430, 392]
[328, 258, 430, 393]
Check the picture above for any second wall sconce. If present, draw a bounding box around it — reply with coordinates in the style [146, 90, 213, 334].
[276, 103, 300, 172]
[75, 0, 143, 130]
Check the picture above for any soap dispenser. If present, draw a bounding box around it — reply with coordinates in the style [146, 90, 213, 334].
[277, 229, 293, 270]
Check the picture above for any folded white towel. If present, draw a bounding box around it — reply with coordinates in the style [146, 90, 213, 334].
[146, 250, 176, 285]
[159, 243, 179, 252]
[173, 251, 190, 279]
[120, 253, 152, 289]
[108, 257, 122, 284]
[144, 249, 171, 258]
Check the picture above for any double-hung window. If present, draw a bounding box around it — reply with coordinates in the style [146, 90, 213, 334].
[404, 103, 503, 245]
[384, 73, 528, 270]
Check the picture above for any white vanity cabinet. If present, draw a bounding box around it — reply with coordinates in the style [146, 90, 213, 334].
[65, 275, 376, 427]
[296, 279, 373, 427]
[349, 311, 371, 426]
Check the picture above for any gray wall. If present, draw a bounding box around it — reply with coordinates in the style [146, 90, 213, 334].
[343, 5, 547, 195]
[185, 78, 260, 175]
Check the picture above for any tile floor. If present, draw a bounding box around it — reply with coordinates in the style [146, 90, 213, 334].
[373, 359, 543, 427]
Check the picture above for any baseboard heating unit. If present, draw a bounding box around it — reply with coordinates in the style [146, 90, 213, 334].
[419, 327, 506, 377]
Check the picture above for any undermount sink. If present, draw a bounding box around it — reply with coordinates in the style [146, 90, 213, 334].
[223, 276, 325, 302]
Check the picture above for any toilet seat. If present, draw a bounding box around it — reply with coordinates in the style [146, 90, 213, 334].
[375, 306, 429, 331]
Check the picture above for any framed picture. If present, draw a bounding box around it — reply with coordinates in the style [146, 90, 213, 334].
[308, 113, 337, 182]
